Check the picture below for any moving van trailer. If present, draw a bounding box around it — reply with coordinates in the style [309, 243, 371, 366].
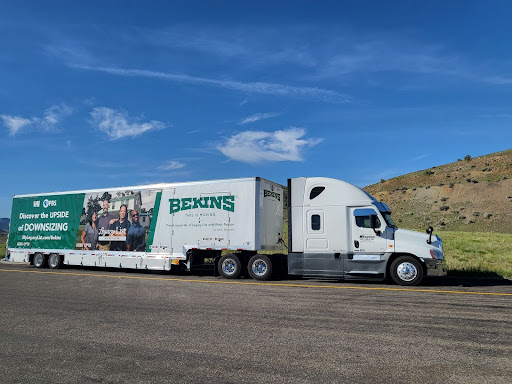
[6, 177, 445, 285]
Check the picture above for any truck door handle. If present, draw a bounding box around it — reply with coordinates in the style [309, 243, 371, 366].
[334, 253, 340, 259]
[354, 240, 359, 248]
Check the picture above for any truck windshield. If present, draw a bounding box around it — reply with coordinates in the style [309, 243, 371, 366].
[373, 202, 396, 228]
[381, 212, 396, 228]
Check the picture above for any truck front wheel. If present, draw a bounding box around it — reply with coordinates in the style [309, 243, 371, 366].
[218, 254, 242, 279]
[390, 256, 424, 286]
[33, 253, 47, 268]
[248, 254, 272, 281]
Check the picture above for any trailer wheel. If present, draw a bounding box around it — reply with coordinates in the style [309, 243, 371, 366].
[248, 254, 272, 281]
[218, 254, 242, 279]
[33, 253, 47, 268]
[390, 256, 423, 286]
[48, 253, 62, 269]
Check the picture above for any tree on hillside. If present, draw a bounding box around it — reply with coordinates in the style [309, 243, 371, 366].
[86, 195, 101, 222]
[100, 192, 112, 202]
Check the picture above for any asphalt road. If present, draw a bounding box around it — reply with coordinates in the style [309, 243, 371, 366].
[0, 262, 511, 384]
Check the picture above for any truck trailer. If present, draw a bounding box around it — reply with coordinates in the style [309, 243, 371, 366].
[6, 177, 445, 285]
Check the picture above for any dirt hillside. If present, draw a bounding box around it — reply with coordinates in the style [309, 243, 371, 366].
[364, 149, 512, 233]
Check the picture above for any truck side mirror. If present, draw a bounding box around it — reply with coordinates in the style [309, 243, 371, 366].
[426, 226, 434, 244]
[370, 215, 381, 235]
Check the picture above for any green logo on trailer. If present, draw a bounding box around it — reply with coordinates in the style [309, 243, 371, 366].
[169, 196, 235, 214]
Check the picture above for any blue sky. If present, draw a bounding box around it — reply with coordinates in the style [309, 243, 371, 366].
[2, 1, 512, 217]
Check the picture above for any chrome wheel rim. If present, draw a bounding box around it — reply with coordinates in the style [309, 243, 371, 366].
[221, 259, 237, 276]
[34, 254, 43, 267]
[49, 255, 58, 268]
[251, 260, 268, 277]
[396, 262, 417, 282]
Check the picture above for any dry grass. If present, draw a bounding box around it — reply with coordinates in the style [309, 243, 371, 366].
[439, 231, 512, 279]
[0, 234, 6, 259]
[365, 149, 512, 233]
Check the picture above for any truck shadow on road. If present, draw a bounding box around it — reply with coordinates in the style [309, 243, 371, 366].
[277, 274, 512, 288]
[55, 264, 512, 288]
[422, 275, 512, 288]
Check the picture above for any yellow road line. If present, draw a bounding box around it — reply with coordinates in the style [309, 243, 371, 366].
[1, 268, 511, 296]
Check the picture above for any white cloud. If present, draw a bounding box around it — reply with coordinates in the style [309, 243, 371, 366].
[482, 76, 512, 85]
[73, 65, 351, 103]
[238, 112, 280, 125]
[120, 27, 318, 68]
[479, 113, 512, 118]
[218, 127, 322, 163]
[1, 103, 72, 136]
[90, 107, 167, 140]
[303, 35, 465, 82]
[43, 103, 73, 127]
[44, 42, 94, 66]
[410, 153, 430, 162]
[141, 28, 457, 78]
[83, 97, 95, 106]
[240, 99, 248, 106]
[1, 115, 33, 135]
[158, 160, 185, 170]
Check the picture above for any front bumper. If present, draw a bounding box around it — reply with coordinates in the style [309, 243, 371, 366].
[424, 259, 447, 277]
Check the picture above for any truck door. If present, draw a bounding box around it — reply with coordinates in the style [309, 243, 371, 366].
[346, 208, 388, 276]
[303, 209, 343, 277]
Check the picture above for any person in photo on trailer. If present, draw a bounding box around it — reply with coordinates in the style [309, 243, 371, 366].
[109, 204, 131, 251]
[97, 199, 115, 251]
[81, 211, 98, 250]
[126, 209, 146, 251]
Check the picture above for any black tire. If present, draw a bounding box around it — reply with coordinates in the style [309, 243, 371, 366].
[247, 254, 273, 281]
[33, 253, 47, 268]
[48, 253, 62, 269]
[218, 254, 242, 279]
[390, 256, 424, 286]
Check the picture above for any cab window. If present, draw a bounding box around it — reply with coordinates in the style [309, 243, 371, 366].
[310, 187, 325, 200]
[353, 208, 381, 228]
[311, 214, 321, 230]
[355, 216, 381, 228]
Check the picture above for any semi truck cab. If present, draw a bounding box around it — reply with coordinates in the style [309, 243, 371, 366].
[287, 177, 446, 285]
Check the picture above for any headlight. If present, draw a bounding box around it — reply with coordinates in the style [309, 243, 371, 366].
[429, 249, 443, 259]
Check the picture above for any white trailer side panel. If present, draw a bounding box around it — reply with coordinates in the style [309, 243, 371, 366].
[7, 177, 284, 269]
[257, 179, 284, 250]
[150, 178, 284, 257]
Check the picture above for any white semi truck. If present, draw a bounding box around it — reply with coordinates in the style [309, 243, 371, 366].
[6, 177, 445, 285]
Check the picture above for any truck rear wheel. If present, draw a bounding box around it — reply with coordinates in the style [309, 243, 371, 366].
[33, 253, 47, 268]
[248, 254, 272, 281]
[48, 253, 62, 269]
[218, 254, 242, 279]
[390, 256, 423, 286]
